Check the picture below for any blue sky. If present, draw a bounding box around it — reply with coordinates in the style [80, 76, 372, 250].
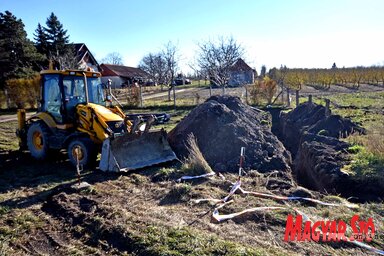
[2, 0, 384, 73]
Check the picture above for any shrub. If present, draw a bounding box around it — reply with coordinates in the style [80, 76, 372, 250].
[249, 76, 277, 105]
[5, 74, 40, 108]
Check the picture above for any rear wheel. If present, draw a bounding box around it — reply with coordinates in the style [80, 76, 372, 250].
[67, 138, 97, 169]
[27, 122, 50, 160]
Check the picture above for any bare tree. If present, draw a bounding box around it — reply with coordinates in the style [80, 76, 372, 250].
[101, 52, 124, 65]
[189, 61, 211, 94]
[196, 36, 244, 95]
[269, 65, 288, 104]
[162, 41, 179, 103]
[138, 41, 179, 101]
[52, 46, 79, 70]
[139, 52, 167, 90]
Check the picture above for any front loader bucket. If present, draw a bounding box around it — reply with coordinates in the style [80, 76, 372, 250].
[99, 130, 177, 172]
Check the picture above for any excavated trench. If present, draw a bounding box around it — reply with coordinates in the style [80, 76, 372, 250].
[266, 103, 383, 202]
[168, 96, 383, 202]
[36, 96, 381, 255]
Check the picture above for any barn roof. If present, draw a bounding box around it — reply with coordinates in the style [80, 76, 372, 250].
[230, 58, 253, 72]
[69, 43, 99, 67]
[100, 64, 149, 78]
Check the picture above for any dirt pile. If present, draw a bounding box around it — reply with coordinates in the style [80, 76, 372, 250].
[278, 102, 381, 200]
[279, 102, 364, 157]
[168, 96, 292, 176]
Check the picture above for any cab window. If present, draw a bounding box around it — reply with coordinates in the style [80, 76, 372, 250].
[63, 76, 86, 119]
[87, 77, 104, 105]
[43, 74, 62, 123]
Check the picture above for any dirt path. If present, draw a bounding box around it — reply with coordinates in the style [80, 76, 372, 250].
[143, 87, 199, 100]
[0, 112, 35, 123]
[299, 83, 384, 96]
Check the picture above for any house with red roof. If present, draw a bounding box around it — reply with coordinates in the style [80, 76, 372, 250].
[228, 58, 256, 86]
[100, 64, 149, 88]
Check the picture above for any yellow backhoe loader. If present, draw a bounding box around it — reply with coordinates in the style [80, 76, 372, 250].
[16, 69, 176, 172]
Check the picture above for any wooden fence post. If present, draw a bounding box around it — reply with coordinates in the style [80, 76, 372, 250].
[286, 88, 291, 107]
[295, 90, 299, 107]
[173, 84, 176, 109]
[209, 84, 212, 97]
[139, 84, 143, 108]
[281, 85, 284, 104]
[4, 89, 11, 109]
[308, 95, 313, 103]
[325, 98, 331, 116]
[245, 86, 248, 104]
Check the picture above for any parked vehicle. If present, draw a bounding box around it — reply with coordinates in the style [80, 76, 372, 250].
[174, 78, 191, 85]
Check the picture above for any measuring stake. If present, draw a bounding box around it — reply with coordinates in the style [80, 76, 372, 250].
[238, 147, 246, 178]
[75, 147, 83, 186]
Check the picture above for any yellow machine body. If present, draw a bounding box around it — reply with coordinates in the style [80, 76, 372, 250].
[17, 69, 176, 171]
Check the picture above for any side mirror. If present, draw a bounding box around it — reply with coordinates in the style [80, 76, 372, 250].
[105, 95, 112, 102]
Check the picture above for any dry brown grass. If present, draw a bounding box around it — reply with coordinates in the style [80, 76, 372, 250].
[1, 92, 383, 255]
[181, 133, 213, 175]
[348, 124, 384, 157]
[364, 128, 384, 158]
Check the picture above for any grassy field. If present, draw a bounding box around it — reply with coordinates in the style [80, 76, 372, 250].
[0, 92, 383, 255]
[296, 92, 384, 187]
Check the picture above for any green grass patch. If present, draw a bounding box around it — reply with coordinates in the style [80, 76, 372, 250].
[137, 226, 277, 256]
[347, 144, 364, 154]
[151, 167, 179, 181]
[349, 149, 384, 177]
[329, 92, 384, 109]
[0, 206, 10, 216]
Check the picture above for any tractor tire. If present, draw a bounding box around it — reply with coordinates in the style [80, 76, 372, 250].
[27, 122, 50, 160]
[67, 138, 97, 170]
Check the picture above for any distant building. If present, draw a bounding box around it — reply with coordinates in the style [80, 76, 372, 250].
[100, 64, 149, 88]
[71, 43, 100, 72]
[228, 58, 255, 86]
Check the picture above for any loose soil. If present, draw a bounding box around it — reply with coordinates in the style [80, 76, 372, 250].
[278, 101, 383, 201]
[168, 96, 292, 177]
[1, 89, 383, 255]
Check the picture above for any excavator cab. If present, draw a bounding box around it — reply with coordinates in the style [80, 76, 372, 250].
[40, 71, 104, 123]
[17, 70, 176, 172]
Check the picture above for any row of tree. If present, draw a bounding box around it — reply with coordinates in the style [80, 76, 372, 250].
[268, 66, 384, 91]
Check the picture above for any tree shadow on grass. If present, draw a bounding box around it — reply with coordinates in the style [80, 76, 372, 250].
[0, 148, 181, 210]
[0, 149, 120, 210]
